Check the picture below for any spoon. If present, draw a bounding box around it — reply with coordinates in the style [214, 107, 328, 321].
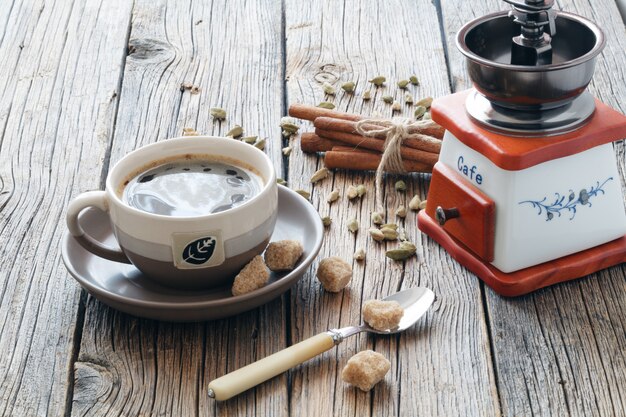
[207, 287, 435, 401]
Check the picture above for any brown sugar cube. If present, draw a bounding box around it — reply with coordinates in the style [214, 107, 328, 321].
[232, 255, 270, 296]
[342, 350, 391, 391]
[264, 240, 304, 271]
[362, 299, 404, 331]
[316, 256, 352, 292]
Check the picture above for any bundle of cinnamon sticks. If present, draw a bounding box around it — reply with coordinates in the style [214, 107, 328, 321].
[288, 104, 443, 173]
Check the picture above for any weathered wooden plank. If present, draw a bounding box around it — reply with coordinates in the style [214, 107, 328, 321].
[285, 1, 500, 416]
[441, 0, 626, 415]
[70, 1, 286, 416]
[0, 0, 133, 416]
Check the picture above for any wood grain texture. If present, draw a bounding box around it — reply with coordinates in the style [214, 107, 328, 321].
[0, 0, 133, 416]
[285, 0, 499, 415]
[70, 1, 287, 416]
[441, 0, 626, 415]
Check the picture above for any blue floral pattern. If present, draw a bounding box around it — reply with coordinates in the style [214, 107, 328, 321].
[519, 177, 613, 221]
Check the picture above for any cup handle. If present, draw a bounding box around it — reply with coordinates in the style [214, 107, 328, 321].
[66, 191, 131, 264]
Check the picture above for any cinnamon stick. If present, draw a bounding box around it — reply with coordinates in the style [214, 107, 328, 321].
[300, 132, 338, 152]
[314, 116, 444, 147]
[324, 151, 433, 173]
[288, 104, 362, 122]
[316, 128, 440, 166]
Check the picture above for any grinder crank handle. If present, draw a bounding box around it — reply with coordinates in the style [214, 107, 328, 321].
[207, 331, 341, 401]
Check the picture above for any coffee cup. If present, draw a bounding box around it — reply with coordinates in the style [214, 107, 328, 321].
[66, 136, 277, 289]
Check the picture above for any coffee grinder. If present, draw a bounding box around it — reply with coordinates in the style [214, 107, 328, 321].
[418, 0, 626, 296]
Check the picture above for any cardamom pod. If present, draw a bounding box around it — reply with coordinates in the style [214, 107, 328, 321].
[369, 76, 386, 86]
[347, 218, 359, 234]
[210, 107, 226, 120]
[362, 90, 372, 100]
[295, 189, 310, 200]
[327, 189, 340, 203]
[409, 75, 420, 86]
[385, 247, 416, 261]
[322, 82, 336, 95]
[254, 138, 266, 150]
[321, 216, 332, 227]
[418, 200, 427, 210]
[371, 211, 384, 225]
[397, 79, 410, 89]
[395, 205, 407, 218]
[347, 185, 359, 199]
[399, 241, 417, 252]
[276, 178, 288, 186]
[382, 95, 393, 104]
[395, 180, 407, 192]
[282, 146, 293, 156]
[356, 184, 367, 197]
[405, 93, 414, 104]
[310, 167, 329, 183]
[353, 248, 366, 261]
[381, 227, 398, 240]
[241, 135, 258, 144]
[415, 97, 433, 108]
[225, 125, 243, 138]
[182, 127, 199, 136]
[341, 81, 356, 93]
[317, 101, 335, 110]
[409, 195, 422, 210]
[391, 101, 401, 112]
[280, 117, 300, 135]
[369, 227, 385, 242]
[422, 112, 432, 120]
[414, 105, 427, 119]
[381, 223, 398, 230]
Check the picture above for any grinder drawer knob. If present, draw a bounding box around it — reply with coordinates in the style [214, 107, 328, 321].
[435, 206, 460, 226]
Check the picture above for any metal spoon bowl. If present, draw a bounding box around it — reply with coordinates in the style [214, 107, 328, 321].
[207, 287, 435, 401]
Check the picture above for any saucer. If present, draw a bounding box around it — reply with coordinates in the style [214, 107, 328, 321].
[61, 185, 323, 321]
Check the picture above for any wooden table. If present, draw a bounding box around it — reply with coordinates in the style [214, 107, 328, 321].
[1, 1, 625, 415]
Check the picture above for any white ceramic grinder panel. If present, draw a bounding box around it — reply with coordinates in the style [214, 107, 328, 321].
[439, 132, 626, 272]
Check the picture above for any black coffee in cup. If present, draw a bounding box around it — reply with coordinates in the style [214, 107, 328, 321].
[122, 156, 262, 217]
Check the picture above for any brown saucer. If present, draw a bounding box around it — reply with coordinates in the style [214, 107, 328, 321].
[61, 186, 323, 321]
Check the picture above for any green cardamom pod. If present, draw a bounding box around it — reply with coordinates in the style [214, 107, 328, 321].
[347, 185, 359, 200]
[368, 76, 386, 86]
[381, 227, 398, 240]
[322, 82, 336, 95]
[397, 79, 410, 89]
[321, 216, 332, 227]
[327, 189, 340, 203]
[409, 75, 420, 85]
[295, 189, 311, 200]
[347, 218, 359, 233]
[310, 167, 329, 183]
[395, 180, 407, 192]
[409, 195, 422, 210]
[371, 212, 384, 225]
[317, 101, 335, 110]
[362, 90, 372, 100]
[395, 205, 407, 218]
[253, 138, 266, 150]
[399, 241, 417, 252]
[381, 223, 398, 230]
[414, 105, 427, 119]
[404, 93, 414, 104]
[392, 101, 401, 112]
[368, 228, 385, 242]
[225, 125, 243, 138]
[276, 178, 288, 186]
[282, 146, 293, 156]
[241, 135, 258, 144]
[210, 107, 227, 120]
[415, 97, 433, 108]
[341, 81, 356, 93]
[382, 95, 393, 104]
[385, 248, 416, 261]
[356, 184, 367, 197]
[353, 249, 366, 261]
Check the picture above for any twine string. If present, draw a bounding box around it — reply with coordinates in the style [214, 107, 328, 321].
[355, 117, 415, 211]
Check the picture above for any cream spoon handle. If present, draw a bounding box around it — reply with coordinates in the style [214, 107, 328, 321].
[207, 331, 337, 401]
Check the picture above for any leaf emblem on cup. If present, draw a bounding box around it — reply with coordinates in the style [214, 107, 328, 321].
[182, 237, 216, 265]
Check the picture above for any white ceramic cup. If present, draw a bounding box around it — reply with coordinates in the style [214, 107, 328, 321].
[66, 136, 278, 289]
